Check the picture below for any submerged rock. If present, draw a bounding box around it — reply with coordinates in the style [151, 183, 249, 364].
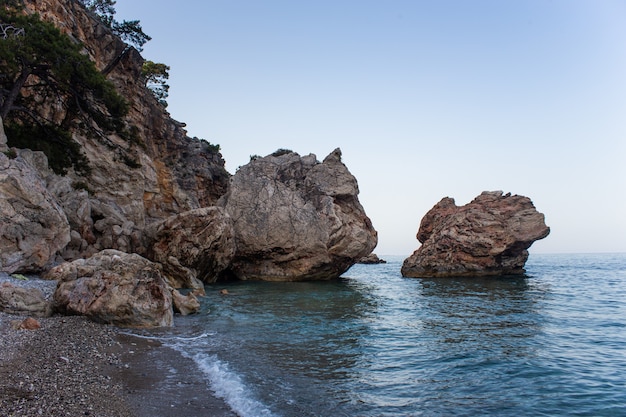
[48, 250, 173, 327]
[359, 253, 387, 264]
[401, 191, 550, 278]
[219, 148, 377, 281]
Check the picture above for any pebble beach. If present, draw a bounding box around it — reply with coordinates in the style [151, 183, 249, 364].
[0, 313, 136, 417]
[0, 275, 235, 417]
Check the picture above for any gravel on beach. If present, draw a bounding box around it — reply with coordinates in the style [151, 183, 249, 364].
[0, 274, 237, 417]
[0, 313, 136, 417]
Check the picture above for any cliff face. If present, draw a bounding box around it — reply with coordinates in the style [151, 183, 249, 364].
[0, 1, 380, 326]
[1, 0, 379, 284]
[13, 0, 229, 260]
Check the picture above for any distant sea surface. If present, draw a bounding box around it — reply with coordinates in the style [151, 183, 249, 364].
[139, 253, 626, 416]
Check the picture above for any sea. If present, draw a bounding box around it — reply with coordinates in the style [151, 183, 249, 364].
[134, 253, 626, 417]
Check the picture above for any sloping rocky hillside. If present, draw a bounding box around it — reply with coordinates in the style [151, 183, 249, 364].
[1, 0, 229, 268]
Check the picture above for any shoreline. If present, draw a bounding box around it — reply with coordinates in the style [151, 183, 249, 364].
[0, 312, 236, 417]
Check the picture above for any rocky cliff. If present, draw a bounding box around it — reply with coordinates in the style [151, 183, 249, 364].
[1, 0, 229, 269]
[0, 0, 379, 325]
[401, 191, 550, 278]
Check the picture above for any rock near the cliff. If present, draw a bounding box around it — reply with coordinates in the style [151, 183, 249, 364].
[171, 289, 200, 316]
[49, 250, 173, 327]
[219, 148, 377, 281]
[143, 206, 236, 288]
[401, 191, 550, 278]
[0, 151, 70, 273]
[0, 283, 52, 317]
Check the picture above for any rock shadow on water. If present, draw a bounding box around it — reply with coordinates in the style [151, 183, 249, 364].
[417, 274, 544, 359]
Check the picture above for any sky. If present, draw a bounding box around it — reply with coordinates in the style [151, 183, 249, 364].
[115, 0, 626, 256]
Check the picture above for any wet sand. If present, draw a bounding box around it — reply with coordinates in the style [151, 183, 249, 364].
[115, 332, 236, 417]
[0, 313, 236, 417]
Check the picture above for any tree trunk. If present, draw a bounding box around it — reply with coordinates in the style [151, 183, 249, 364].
[0, 67, 31, 119]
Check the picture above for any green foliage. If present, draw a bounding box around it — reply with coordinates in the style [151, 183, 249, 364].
[142, 60, 170, 106]
[271, 148, 294, 157]
[113, 19, 151, 51]
[0, 7, 129, 175]
[5, 122, 91, 175]
[80, 0, 115, 26]
[78, 0, 151, 51]
[3, 148, 17, 159]
[72, 180, 92, 193]
[118, 124, 144, 148]
[202, 140, 220, 154]
[10, 273, 28, 280]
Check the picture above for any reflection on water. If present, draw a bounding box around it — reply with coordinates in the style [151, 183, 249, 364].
[341, 266, 549, 415]
[153, 254, 626, 417]
[419, 276, 541, 351]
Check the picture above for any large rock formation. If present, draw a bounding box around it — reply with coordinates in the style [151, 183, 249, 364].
[401, 191, 550, 277]
[219, 149, 377, 281]
[142, 206, 236, 289]
[4, 0, 231, 263]
[2, 0, 380, 292]
[0, 150, 71, 273]
[48, 250, 173, 327]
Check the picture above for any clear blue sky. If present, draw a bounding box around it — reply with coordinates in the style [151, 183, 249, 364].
[115, 0, 626, 256]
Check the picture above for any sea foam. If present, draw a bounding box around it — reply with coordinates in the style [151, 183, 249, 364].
[191, 352, 276, 417]
[165, 336, 277, 417]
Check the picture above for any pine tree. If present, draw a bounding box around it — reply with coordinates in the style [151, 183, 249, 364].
[0, 6, 128, 174]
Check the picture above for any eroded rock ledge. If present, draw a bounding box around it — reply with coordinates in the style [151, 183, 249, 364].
[401, 191, 550, 278]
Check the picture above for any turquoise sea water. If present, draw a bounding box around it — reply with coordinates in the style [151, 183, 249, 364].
[144, 253, 626, 416]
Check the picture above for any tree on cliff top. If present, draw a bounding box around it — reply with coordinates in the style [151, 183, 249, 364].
[0, 4, 128, 174]
[78, 0, 170, 107]
[142, 60, 169, 107]
[78, 0, 151, 51]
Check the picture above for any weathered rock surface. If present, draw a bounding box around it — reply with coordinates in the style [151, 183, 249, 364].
[143, 207, 236, 288]
[0, 116, 7, 152]
[401, 191, 550, 277]
[171, 289, 201, 316]
[48, 250, 173, 327]
[0, 283, 52, 317]
[11, 317, 42, 330]
[219, 148, 377, 281]
[11, 0, 230, 262]
[0, 151, 71, 273]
